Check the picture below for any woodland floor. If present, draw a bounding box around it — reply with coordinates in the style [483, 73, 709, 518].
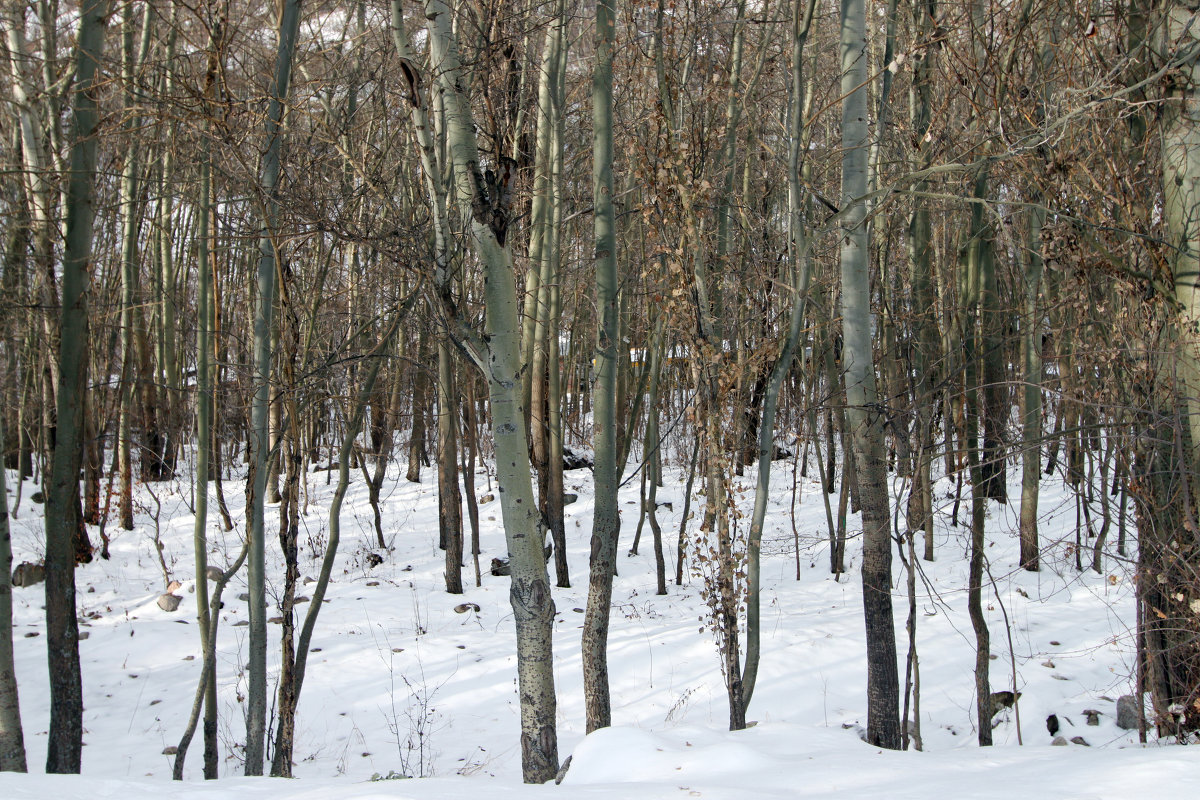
[2, 444, 1197, 799]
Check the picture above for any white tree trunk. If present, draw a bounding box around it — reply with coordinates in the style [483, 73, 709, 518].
[420, 1, 559, 782]
[839, 0, 900, 750]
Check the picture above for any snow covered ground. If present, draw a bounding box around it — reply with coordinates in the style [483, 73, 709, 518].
[2, 448, 1195, 799]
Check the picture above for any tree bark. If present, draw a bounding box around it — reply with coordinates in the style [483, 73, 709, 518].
[1018, 200, 1045, 571]
[419, 1, 559, 780]
[839, 0, 901, 750]
[44, 0, 109, 773]
[1140, 1, 1200, 734]
[0, 416, 27, 772]
[407, 331, 430, 483]
[245, 0, 303, 775]
[116, 1, 154, 531]
[438, 339, 463, 594]
[192, 30, 221, 767]
[583, 0, 620, 735]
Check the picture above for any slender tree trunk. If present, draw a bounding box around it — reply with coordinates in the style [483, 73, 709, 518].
[117, 2, 153, 531]
[583, 0, 620, 735]
[648, 340, 667, 597]
[643, 320, 667, 596]
[269, 279, 303, 777]
[676, 437, 700, 586]
[840, 0, 900, 750]
[5, 3, 61, 466]
[520, 2, 569, 587]
[366, 359, 401, 549]
[44, 0, 109, 773]
[192, 28, 221, 769]
[977, 196, 1008, 502]
[906, 0, 939, 564]
[462, 391, 482, 587]
[438, 340, 463, 594]
[1092, 430, 1116, 574]
[545, 38, 569, 588]
[407, 331, 430, 483]
[1018, 202, 1045, 570]
[420, 1, 559, 780]
[155, 26, 181, 482]
[1142, 1, 1200, 734]
[0, 415, 27, 772]
[245, 0, 303, 775]
[172, 543, 246, 781]
[966, 341, 992, 746]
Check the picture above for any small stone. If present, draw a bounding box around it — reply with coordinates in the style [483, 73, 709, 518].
[563, 493, 578, 505]
[1041, 660, 1055, 668]
[12, 562, 46, 588]
[480, 494, 495, 504]
[206, 566, 222, 581]
[454, 603, 481, 614]
[1050, 640, 1061, 646]
[233, 620, 249, 627]
[1083, 709, 1101, 726]
[30, 491, 44, 504]
[183, 655, 195, 661]
[1070, 736, 1090, 746]
[238, 592, 250, 602]
[303, 576, 317, 585]
[987, 691, 1020, 718]
[162, 746, 178, 756]
[78, 631, 89, 640]
[23, 632, 38, 638]
[157, 593, 182, 612]
[1116, 694, 1141, 730]
[1051, 736, 1069, 746]
[268, 616, 283, 624]
[295, 596, 310, 604]
[366, 581, 379, 587]
[562, 448, 593, 470]
[167, 580, 183, 593]
[1051, 674, 1069, 681]
[1047, 714, 1060, 735]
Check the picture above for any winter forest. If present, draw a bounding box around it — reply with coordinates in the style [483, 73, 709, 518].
[2, 0, 1200, 797]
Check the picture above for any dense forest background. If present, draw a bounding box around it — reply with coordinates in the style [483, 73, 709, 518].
[2, 0, 1200, 785]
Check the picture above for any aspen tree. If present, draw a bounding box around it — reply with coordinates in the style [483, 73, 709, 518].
[839, 0, 901, 750]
